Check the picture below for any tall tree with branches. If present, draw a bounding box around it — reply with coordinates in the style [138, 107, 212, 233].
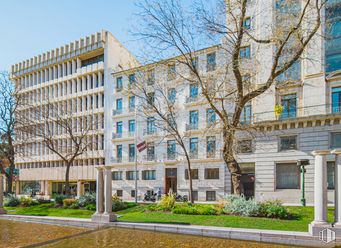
[135, 0, 326, 194]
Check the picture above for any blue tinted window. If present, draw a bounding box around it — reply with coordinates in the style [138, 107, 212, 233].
[332, 87, 341, 113]
[240, 46, 250, 59]
[190, 84, 198, 98]
[116, 98, 122, 110]
[116, 122, 123, 133]
[281, 94, 296, 119]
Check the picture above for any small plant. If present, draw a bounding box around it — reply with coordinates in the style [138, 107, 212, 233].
[4, 194, 20, 207]
[77, 192, 96, 207]
[36, 198, 51, 204]
[274, 105, 284, 118]
[20, 196, 34, 207]
[63, 198, 77, 208]
[259, 200, 290, 219]
[85, 203, 96, 211]
[54, 194, 66, 205]
[172, 203, 199, 215]
[158, 193, 176, 211]
[112, 194, 127, 212]
[223, 194, 260, 217]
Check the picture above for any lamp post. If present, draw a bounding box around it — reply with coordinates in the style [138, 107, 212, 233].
[298, 159, 310, 206]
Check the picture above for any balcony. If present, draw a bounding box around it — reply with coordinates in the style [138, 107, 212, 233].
[186, 96, 198, 103]
[189, 152, 198, 159]
[143, 129, 157, 136]
[206, 151, 217, 159]
[128, 131, 135, 137]
[116, 87, 123, 93]
[112, 132, 123, 139]
[129, 106, 135, 113]
[111, 157, 122, 163]
[129, 156, 135, 162]
[113, 109, 123, 116]
[143, 154, 157, 162]
[164, 153, 177, 161]
[186, 123, 198, 131]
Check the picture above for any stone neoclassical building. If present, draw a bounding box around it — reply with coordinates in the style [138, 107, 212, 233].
[11, 0, 341, 204]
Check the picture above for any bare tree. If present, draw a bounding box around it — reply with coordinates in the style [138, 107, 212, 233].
[131, 68, 201, 203]
[18, 96, 100, 196]
[0, 72, 23, 193]
[135, 0, 326, 194]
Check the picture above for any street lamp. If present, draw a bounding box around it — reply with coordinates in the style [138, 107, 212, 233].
[297, 159, 310, 206]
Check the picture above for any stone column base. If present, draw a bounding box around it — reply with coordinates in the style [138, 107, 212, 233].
[309, 222, 331, 236]
[91, 213, 117, 223]
[0, 208, 6, 214]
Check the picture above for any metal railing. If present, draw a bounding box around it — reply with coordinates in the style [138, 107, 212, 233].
[186, 123, 198, 131]
[112, 132, 123, 139]
[186, 96, 198, 103]
[143, 154, 157, 161]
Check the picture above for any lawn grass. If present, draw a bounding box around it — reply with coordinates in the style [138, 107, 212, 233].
[5, 203, 334, 232]
[5, 203, 94, 219]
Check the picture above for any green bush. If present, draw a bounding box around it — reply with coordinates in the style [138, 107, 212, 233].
[158, 193, 176, 211]
[112, 194, 128, 212]
[54, 194, 66, 205]
[223, 195, 260, 217]
[147, 204, 162, 211]
[259, 200, 290, 219]
[4, 194, 20, 207]
[20, 196, 35, 207]
[172, 203, 199, 215]
[36, 198, 51, 204]
[63, 198, 77, 208]
[85, 203, 96, 211]
[69, 203, 79, 209]
[196, 204, 217, 215]
[77, 193, 96, 207]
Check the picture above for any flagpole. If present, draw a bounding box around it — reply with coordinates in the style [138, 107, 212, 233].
[134, 101, 138, 204]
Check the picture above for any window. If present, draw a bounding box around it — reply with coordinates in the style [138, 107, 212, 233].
[147, 117, 155, 134]
[142, 170, 156, 180]
[167, 114, 177, 129]
[167, 140, 176, 160]
[168, 64, 176, 80]
[280, 136, 297, 151]
[331, 132, 341, 149]
[281, 94, 296, 119]
[131, 190, 136, 198]
[240, 103, 252, 124]
[240, 46, 251, 59]
[81, 54, 104, 67]
[206, 191, 216, 201]
[168, 88, 176, 103]
[332, 87, 341, 113]
[191, 57, 198, 70]
[237, 140, 252, 153]
[189, 84, 199, 98]
[128, 74, 136, 85]
[129, 144, 135, 162]
[116, 122, 123, 134]
[129, 96, 135, 111]
[243, 17, 251, 29]
[116, 77, 123, 91]
[190, 137, 199, 159]
[206, 108, 216, 126]
[207, 52, 216, 71]
[116, 190, 123, 197]
[116, 145, 122, 162]
[147, 142, 155, 161]
[205, 168, 219, 179]
[276, 163, 300, 189]
[189, 110, 199, 129]
[327, 162, 335, 190]
[116, 98, 122, 111]
[128, 120, 135, 133]
[112, 171, 122, 180]
[126, 171, 139, 180]
[206, 136, 216, 158]
[185, 169, 199, 180]
[146, 69, 155, 85]
[147, 92, 155, 105]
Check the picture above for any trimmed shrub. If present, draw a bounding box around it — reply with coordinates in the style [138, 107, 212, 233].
[259, 200, 289, 219]
[54, 194, 66, 205]
[63, 198, 77, 208]
[196, 204, 218, 215]
[20, 196, 34, 207]
[223, 195, 260, 217]
[147, 204, 161, 212]
[158, 193, 176, 211]
[4, 194, 20, 207]
[112, 194, 127, 212]
[172, 203, 199, 215]
[36, 198, 51, 204]
[85, 204, 96, 211]
[77, 193, 96, 207]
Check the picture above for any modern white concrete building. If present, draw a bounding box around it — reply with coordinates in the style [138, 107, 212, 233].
[11, 1, 341, 204]
[11, 30, 139, 198]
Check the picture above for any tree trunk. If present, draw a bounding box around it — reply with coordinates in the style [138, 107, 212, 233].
[5, 165, 14, 194]
[64, 163, 71, 196]
[184, 152, 194, 203]
[222, 129, 243, 195]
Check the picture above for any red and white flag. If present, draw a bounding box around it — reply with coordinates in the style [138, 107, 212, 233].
[137, 141, 147, 152]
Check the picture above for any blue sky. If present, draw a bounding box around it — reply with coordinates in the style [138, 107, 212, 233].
[0, 0, 145, 71]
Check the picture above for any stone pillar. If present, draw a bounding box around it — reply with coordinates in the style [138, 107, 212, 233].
[309, 150, 330, 235]
[0, 174, 6, 214]
[15, 180, 20, 195]
[77, 180, 84, 198]
[103, 167, 116, 222]
[332, 149, 341, 227]
[92, 167, 105, 222]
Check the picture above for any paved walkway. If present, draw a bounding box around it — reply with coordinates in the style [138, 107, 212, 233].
[0, 214, 339, 247]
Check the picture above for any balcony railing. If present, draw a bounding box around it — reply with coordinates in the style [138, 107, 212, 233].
[113, 109, 123, 116]
[112, 132, 123, 139]
[186, 123, 198, 131]
[111, 157, 122, 163]
[206, 151, 217, 158]
[189, 152, 198, 159]
[129, 106, 135, 113]
[186, 96, 198, 103]
[143, 154, 157, 161]
[143, 129, 157, 135]
[129, 156, 135, 162]
[128, 131, 135, 137]
[164, 153, 177, 161]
